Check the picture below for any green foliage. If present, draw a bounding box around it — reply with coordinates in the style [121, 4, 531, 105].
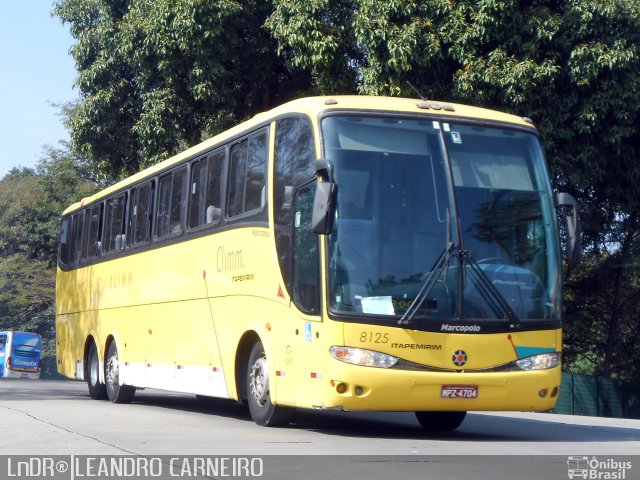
[0, 147, 98, 377]
[268, 0, 640, 209]
[269, 0, 640, 260]
[0, 255, 54, 330]
[563, 214, 640, 383]
[265, 0, 362, 93]
[54, 0, 312, 180]
[0, 169, 40, 258]
[0, 254, 57, 377]
[0, 148, 99, 264]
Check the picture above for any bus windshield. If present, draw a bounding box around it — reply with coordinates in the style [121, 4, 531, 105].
[322, 115, 561, 328]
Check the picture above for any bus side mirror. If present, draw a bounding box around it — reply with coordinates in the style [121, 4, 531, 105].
[555, 192, 582, 266]
[312, 160, 337, 235]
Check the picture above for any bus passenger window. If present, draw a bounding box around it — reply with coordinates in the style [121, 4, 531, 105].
[129, 182, 154, 245]
[83, 203, 103, 259]
[246, 134, 267, 211]
[189, 158, 207, 228]
[157, 168, 187, 238]
[228, 131, 267, 218]
[170, 168, 187, 233]
[157, 174, 172, 236]
[104, 193, 126, 253]
[206, 150, 225, 224]
[189, 149, 224, 229]
[58, 216, 72, 266]
[228, 141, 248, 217]
[71, 212, 85, 266]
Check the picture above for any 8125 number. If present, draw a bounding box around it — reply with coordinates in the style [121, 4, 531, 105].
[359, 332, 389, 344]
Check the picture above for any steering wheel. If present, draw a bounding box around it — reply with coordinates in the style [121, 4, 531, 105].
[475, 257, 512, 265]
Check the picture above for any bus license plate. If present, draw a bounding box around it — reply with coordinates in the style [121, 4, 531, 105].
[441, 385, 478, 399]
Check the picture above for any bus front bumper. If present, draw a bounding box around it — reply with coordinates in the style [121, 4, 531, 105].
[318, 362, 561, 412]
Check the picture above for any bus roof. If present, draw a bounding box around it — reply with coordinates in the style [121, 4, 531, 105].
[63, 96, 535, 215]
[0, 331, 42, 342]
[0, 331, 41, 336]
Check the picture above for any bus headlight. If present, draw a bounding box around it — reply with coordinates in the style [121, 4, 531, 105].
[330, 346, 399, 368]
[515, 352, 560, 371]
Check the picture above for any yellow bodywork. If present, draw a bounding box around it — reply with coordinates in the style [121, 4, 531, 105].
[56, 96, 561, 413]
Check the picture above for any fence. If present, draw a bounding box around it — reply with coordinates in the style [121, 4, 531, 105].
[551, 372, 640, 419]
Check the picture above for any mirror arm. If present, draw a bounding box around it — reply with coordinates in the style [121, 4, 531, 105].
[314, 159, 334, 183]
[554, 192, 577, 210]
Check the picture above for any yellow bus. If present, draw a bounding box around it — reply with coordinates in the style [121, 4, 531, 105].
[56, 96, 580, 430]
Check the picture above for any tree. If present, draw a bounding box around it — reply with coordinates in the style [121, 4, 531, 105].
[0, 148, 99, 377]
[0, 149, 99, 264]
[53, 0, 312, 180]
[0, 254, 55, 344]
[268, 0, 640, 201]
[0, 168, 40, 259]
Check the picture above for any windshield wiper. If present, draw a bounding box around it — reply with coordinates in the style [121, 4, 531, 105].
[397, 244, 521, 327]
[398, 242, 457, 326]
[461, 250, 520, 327]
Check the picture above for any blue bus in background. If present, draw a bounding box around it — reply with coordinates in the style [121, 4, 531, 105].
[0, 331, 42, 379]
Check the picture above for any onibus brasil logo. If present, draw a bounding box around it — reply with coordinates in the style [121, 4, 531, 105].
[567, 456, 632, 479]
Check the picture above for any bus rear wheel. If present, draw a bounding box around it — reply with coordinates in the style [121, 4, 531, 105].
[246, 342, 293, 427]
[105, 342, 135, 404]
[415, 411, 467, 431]
[87, 342, 107, 400]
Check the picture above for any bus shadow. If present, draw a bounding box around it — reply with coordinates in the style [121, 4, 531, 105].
[131, 389, 252, 422]
[0, 378, 88, 401]
[129, 389, 640, 444]
[292, 410, 640, 443]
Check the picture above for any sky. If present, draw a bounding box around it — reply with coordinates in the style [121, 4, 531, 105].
[0, 2, 77, 179]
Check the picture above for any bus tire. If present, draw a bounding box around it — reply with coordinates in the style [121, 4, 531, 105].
[87, 342, 107, 400]
[246, 342, 293, 427]
[105, 342, 135, 404]
[415, 411, 466, 431]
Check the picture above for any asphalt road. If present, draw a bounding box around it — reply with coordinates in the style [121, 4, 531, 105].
[1, 379, 639, 479]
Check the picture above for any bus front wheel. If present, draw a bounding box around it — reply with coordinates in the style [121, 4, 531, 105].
[87, 342, 107, 400]
[246, 342, 293, 427]
[415, 411, 466, 431]
[105, 342, 136, 404]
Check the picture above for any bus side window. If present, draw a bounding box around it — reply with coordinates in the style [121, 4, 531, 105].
[157, 167, 188, 238]
[104, 193, 127, 253]
[292, 183, 320, 314]
[246, 134, 267, 211]
[58, 216, 72, 266]
[206, 149, 225, 224]
[189, 148, 225, 229]
[70, 211, 85, 266]
[83, 203, 103, 259]
[170, 167, 188, 233]
[228, 140, 248, 217]
[129, 181, 154, 246]
[157, 174, 172, 236]
[228, 130, 267, 218]
[189, 157, 208, 228]
[273, 116, 316, 298]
